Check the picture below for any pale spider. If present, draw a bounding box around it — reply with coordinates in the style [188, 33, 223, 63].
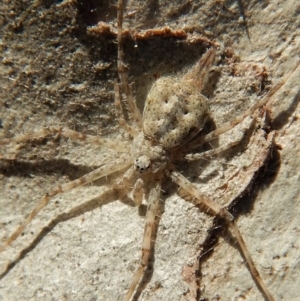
[1, 0, 299, 300]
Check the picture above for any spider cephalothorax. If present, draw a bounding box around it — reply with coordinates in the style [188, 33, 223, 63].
[131, 133, 167, 174]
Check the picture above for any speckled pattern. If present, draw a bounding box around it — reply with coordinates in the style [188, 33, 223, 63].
[1, 1, 300, 301]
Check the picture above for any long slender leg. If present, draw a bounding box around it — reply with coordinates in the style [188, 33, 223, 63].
[0, 183, 134, 279]
[169, 170, 275, 301]
[182, 59, 300, 153]
[1, 167, 138, 279]
[0, 156, 131, 252]
[169, 171, 233, 221]
[117, 0, 143, 127]
[123, 179, 162, 301]
[183, 48, 216, 92]
[185, 140, 240, 161]
[114, 79, 139, 137]
[229, 221, 275, 301]
[0, 126, 129, 151]
[184, 114, 256, 161]
[132, 178, 144, 206]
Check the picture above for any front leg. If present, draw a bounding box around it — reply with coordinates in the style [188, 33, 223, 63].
[123, 179, 162, 301]
[0, 156, 131, 253]
[0, 126, 129, 154]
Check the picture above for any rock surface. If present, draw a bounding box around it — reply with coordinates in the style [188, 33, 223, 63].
[0, 1, 299, 300]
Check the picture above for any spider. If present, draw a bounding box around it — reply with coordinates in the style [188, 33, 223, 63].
[1, 0, 299, 300]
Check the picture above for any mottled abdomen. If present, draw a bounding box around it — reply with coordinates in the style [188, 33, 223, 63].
[143, 76, 209, 149]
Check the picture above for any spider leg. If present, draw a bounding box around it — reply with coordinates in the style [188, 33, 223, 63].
[169, 170, 275, 301]
[229, 221, 275, 301]
[185, 140, 240, 161]
[184, 114, 256, 161]
[0, 126, 129, 152]
[182, 59, 300, 153]
[1, 167, 138, 278]
[132, 178, 144, 206]
[116, 0, 143, 128]
[0, 156, 131, 252]
[0, 183, 135, 279]
[113, 166, 144, 208]
[123, 179, 162, 301]
[183, 48, 216, 92]
[169, 171, 233, 221]
[114, 79, 139, 137]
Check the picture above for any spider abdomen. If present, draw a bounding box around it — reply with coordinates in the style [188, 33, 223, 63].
[143, 76, 209, 149]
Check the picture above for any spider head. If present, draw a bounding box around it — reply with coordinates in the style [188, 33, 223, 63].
[135, 155, 151, 173]
[132, 133, 167, 174]
[134, 154, 166, 174]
